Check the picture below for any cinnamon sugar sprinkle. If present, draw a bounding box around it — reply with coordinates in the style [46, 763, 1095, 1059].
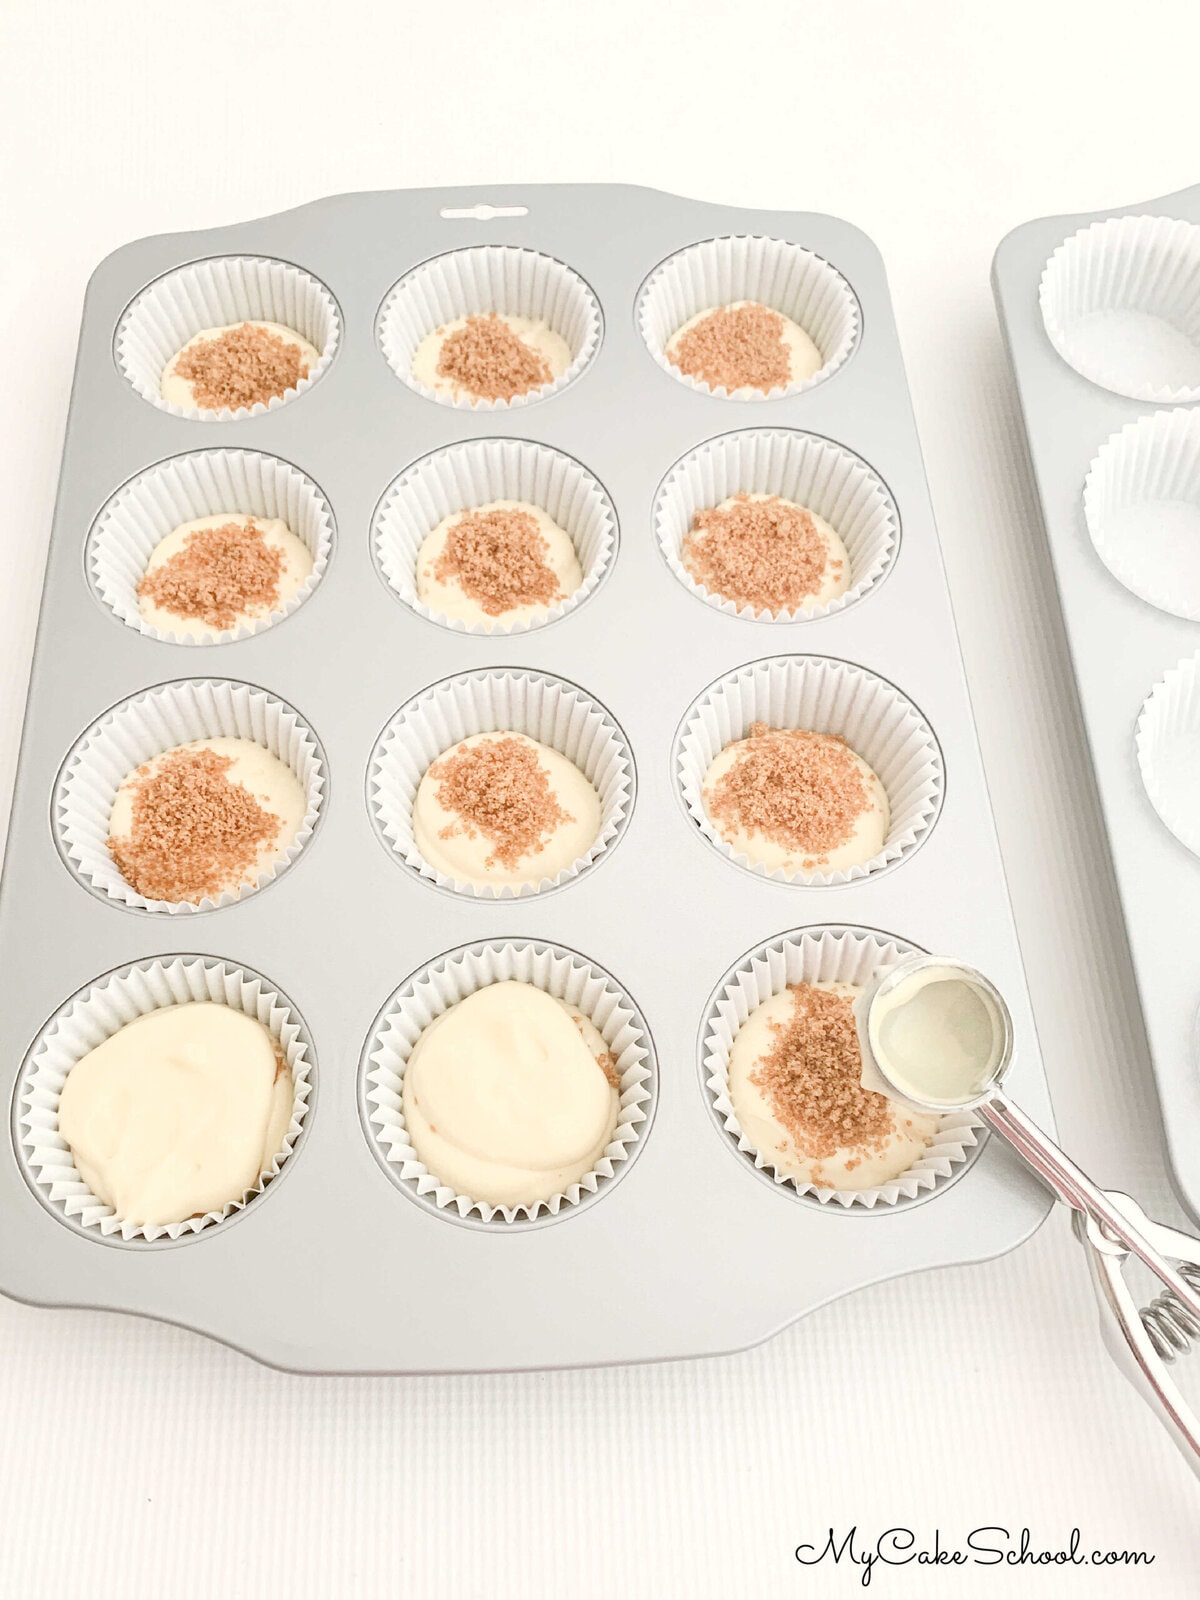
[436, 314, 553, 402]
[750, 984, 896, 1175]
[173, 323, 309, 411]
[670, 302, 793, 393]
[432, 507, 565, 616]
[108, 746, 282, 903]
[137, 518, 285, 630]
[682, 494, 840, 612]
[705, 723, 874, 868]
[570, 1016, 622, 1089]
[429, 736, 573, 870]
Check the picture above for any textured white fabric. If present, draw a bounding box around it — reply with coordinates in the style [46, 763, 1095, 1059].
[3, 1, 1200, 1593]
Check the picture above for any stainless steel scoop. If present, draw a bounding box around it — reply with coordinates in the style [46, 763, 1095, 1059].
[857, 953, 1200, 1480]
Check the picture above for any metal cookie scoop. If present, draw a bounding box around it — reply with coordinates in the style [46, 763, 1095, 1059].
[856, 953, 1200, 1480]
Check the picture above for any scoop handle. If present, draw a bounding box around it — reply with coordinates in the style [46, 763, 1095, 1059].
[980, 1089, 1200, 1323]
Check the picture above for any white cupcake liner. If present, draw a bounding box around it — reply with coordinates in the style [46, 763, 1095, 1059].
[1039, 216, 1200, 402]
[1083, 409, 1200, 620]
[377, 246, 602, 410]
[701, 925, 980, 1208]
[16, 955, 314, 1243]
[654, 429, 898, 622]
[361, 940, 655, 1225]
[368, 669, 634, 899]
[675, 655, 944, 886]
[115, 255, 341, 420]
[1136, 652, 1200, 858]
[372, 437, 617, 635]
[54, 678, 326, 913]
[637, 236, 859, 401]
[87, 449, 335, 644]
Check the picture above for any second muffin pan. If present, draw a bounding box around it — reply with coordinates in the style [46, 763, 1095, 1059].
[0, 183, 1054, 1370]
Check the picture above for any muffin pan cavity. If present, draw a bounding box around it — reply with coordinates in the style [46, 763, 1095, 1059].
[700, 925, 981, 1209]
[368, 668, 634, 899]
[115, 255, 340, 420]
[0, 185, 1052, 1373]
[87, 449, 334, 644]
[675, 654, 944, 886]
[996, 180, 1200, 1223]
[15, 955, 313, 1245]
[637, 235, 859, 400]
[654, 429, 898, 623]
[372, 437, 616, 634]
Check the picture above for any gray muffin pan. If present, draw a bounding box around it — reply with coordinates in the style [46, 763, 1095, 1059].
[0, 184, 1053, 1372]
[994, 180, 1200, 1224]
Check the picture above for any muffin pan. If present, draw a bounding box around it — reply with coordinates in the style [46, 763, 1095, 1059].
[0, 184, 1053, 1371]
[993, 179, 1200, 1225]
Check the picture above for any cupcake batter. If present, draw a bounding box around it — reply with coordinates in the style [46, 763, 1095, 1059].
[107, 737, 307, 904]
[402, 980, 621, 1208]
[702, 723, 888, 876]
[413, 731, 602, 889]
[415, 499, 582, 628]
[57, 1002, 293, 1227]
[729, 980, 937, 1190]
[666, 300, 823, 396]
[137, 514, 313, 639]
[681, 492, 850, 613]
[412, 312, 571, 403]
[161, 321, 320, 412]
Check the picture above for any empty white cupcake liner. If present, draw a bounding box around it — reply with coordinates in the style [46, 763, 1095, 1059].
[675, 655, 944, 886]
[372, 436, 617, 635]
[1083, 408, 1200, 620]
[1136, 651, 1200, 859]
[115, 255, 341, 420]
[87, 449, 335, 644]
[654, 428, 898, 622]
[377, 246, 602, 410]
[637, 235, 859, 401]
[368, 669, 634, 899]
[1039, 215, 1200, 403]
[16, 955, 314, 1243]
[701, 925, 980, 1209]
[54, 678, 326, 913]
[361, 940, 655, 1225]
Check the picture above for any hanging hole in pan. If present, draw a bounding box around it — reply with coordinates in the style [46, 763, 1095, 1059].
[440, 204, 529, 221]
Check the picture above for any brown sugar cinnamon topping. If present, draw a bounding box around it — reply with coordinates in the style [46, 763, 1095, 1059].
[428, 736, 573, 870]
[137, 518, 285, 631]
[431, 507, 565, 616]
[750, 984, 897, 1174]
[670, 302, 794, 393]
[682, 494, 840, 612]
[108, 745, 283, 903]
[173, 323, 309, 411]
[436, 314, 553, 402]
[705, 723, 874, 869]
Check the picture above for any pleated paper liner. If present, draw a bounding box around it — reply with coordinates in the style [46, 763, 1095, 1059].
[87, 449, 334, 644]
[16, 955, 314, 1243]
[1039, 215, 1200, 402]
[1083, 409, 1200, 620]
[54, 678, 326, 914]
[368, 669, 634, 898]
[1136, 651, 1200, 860]
[637, 235, 859, 400]
[116, 255, 341, 420]
[377, 245, 602, 410]
[372, 436, 616, 636]
[360, 940, 655, 1227]
[654, 428, 898, 622]
[675, 654, 944, 886]
[701, 925, 980, 1208]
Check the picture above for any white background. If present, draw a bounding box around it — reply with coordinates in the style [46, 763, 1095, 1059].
[2, 1, 1199, 1594]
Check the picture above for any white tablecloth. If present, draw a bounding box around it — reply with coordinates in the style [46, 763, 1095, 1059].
[2, 2, 1198, 1592]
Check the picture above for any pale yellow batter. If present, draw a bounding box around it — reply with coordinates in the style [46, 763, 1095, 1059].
[138, 514, 313, 639]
